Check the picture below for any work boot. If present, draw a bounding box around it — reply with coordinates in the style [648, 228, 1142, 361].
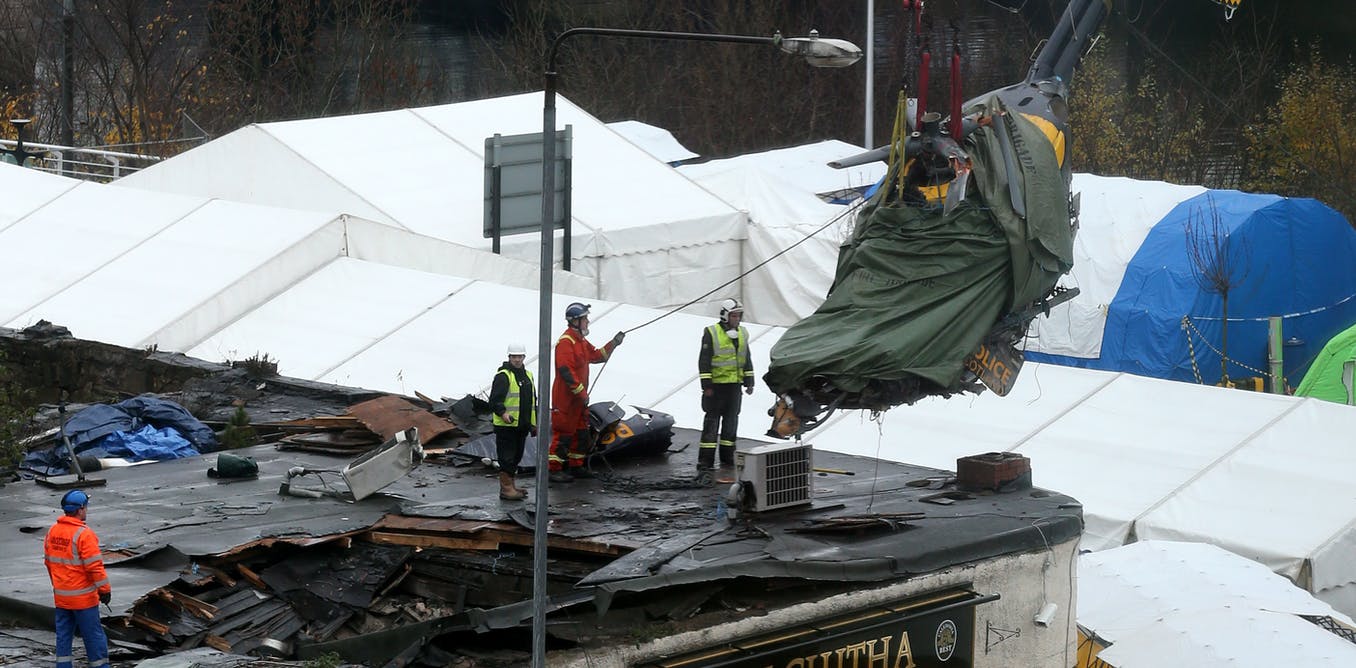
[498, 472, 526, 500]
[718, 444, 736, 467]
[549, 469, 574, 484]
[570, 467, 594, 479]
[697, 447, 715, 471]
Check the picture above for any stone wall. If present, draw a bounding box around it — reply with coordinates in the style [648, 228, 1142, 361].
[0, 322, 221, 406]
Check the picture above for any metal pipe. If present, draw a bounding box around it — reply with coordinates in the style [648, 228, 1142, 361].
[1052, 0, 1109, 83]
[533, 67, 557, 668]
[865, 0, 874, 149]
[1267, 316, 1284, 394]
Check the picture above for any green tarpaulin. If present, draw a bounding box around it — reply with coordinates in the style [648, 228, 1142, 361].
[765, 98, 1074, 410]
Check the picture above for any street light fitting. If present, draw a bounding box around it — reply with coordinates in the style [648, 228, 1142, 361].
[775, 30, 864, 68]
[545, 27, 864, 73]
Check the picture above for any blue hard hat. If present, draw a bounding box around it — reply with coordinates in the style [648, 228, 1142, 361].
[60, 490, 89, 513]
[565, 302, 591, 321]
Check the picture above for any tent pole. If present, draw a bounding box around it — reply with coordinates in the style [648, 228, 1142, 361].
[1267, 316, 1284, 394]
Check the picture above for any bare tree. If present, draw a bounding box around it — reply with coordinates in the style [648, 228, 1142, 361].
[75, 0, 207, 154]
[201, 0, 424, 131]
[1184, 193, 1250, 384]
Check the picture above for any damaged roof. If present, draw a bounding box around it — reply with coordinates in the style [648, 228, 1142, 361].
[1, 414, 1080, 663]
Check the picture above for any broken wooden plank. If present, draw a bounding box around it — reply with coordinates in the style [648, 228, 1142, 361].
[262, 416, 364, 431]
[235, 564, 268, 591]
[368, 515, 631, 556]
[196, 565, 236, 588]
[363, 531, 501, 551]
[130, 614, 170, 636]
[166, 590, 219, 620]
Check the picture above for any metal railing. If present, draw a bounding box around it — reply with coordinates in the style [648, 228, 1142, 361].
[0, 139, 169, 181]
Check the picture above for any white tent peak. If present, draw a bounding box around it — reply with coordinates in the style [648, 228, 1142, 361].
[606, 119, 699, 164]
[118, 92, 748, 313]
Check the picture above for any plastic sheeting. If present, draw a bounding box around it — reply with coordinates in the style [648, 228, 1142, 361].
[22, 396, 214, 475]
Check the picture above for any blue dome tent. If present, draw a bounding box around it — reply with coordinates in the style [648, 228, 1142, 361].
[1030, 190, 1356, 386]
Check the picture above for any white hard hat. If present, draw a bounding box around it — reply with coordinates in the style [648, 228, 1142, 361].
[719, 297, 744, 318]
[507, 343, 527, 355]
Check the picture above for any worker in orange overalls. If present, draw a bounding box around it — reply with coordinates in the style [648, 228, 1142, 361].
[43, 489, 111, 668]
[550, 302, 624, 482]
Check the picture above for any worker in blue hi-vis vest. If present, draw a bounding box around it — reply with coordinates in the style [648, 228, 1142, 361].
[697, 298, 754, 471]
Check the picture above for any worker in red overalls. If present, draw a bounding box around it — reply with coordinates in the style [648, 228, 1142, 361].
[550, 302, 624, 482]
[43, 490, 111, 668]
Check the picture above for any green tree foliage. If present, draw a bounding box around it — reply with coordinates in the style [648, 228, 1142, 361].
[220, 405, 257, 450]
[1068, 43, 1211, 184]
[1245, 46, 1356, 222]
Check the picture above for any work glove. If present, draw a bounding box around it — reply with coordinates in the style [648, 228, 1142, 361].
[530, 426, 538, 437]
[99, 591, 111, 605]
[744, 385, 754, 395]
[612, 331, 625, 346]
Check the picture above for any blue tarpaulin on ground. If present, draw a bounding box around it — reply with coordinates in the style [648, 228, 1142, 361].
[21, 395, 219, 476]
[85, 424, 198, 461]
[1029, 191, 1356, 384]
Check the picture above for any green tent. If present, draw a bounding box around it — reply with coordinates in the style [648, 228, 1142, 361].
[1295, 323, 1356, 404]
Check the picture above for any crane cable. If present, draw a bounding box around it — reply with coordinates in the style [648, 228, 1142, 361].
[621, 197, 867, 336]
[586, 194, 869, 394]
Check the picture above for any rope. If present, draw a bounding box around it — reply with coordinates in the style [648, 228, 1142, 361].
[588, 198, 866, 393]
[620, 199, 865, 336]
[1181, 316, 1205, 384]
[1180, 314, 1278, 382]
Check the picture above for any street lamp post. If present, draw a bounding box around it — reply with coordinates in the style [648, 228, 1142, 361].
[533, 27, 861, 668]
[865, 0, 875, 149]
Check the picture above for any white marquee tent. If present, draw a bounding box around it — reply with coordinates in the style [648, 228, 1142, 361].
[677, 140, 885, 325]
[605, 120, 699, 165]
[118, 93, 747, 314]
[1079, 541, 1356, 666]
[0, 163, 594, 351]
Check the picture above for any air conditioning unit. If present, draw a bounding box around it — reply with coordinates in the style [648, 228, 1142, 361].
[734, 441, 813, 512]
